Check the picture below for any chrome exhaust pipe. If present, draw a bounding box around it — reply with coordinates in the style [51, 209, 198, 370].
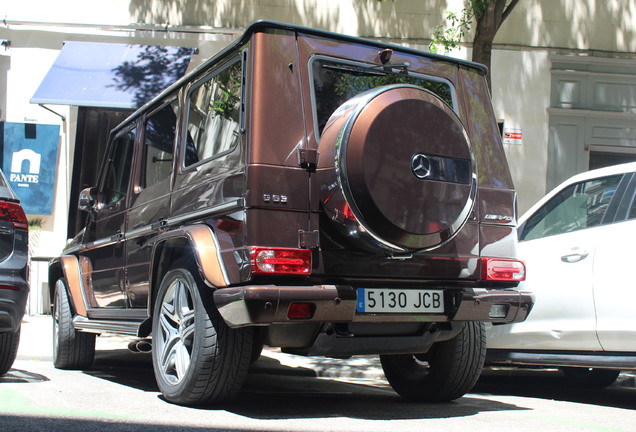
[127, 338, 152, 353]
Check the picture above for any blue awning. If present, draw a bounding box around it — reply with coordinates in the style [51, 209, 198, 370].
[31, 41, 195, 109]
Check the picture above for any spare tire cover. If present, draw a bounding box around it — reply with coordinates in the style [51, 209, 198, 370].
[319, 84, 476, 252]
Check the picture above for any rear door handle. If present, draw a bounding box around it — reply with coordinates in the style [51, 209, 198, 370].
[561, 250, 589, 263]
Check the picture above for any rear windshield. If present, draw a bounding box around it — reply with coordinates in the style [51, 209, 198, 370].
[311, 57, 455, 136]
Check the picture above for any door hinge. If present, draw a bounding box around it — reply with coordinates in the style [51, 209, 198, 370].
[297, 148, 319, 172]
[299, 230, 320, 249]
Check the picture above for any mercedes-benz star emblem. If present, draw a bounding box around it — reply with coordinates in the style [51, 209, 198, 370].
[411, 153, 431, 179]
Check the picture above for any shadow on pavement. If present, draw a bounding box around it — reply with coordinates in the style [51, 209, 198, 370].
[475, 367, 636, 411]
[82, 347, 529, 421]
[0, 413, 262, 432]
[0, 369, 49, 384]
[85, 348, 158, 392]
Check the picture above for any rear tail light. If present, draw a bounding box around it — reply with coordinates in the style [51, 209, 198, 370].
[0, 285, 19, 290]
[0, 201, 28, 230]
[482, 258, 526, 282]
[250, 247, 312, 275]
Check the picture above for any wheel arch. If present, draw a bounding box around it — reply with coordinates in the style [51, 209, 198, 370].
[48, 255, 88, 317]
[148, 224, 232, 320]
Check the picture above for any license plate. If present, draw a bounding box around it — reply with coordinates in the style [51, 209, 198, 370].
[356, 288, 444, 313]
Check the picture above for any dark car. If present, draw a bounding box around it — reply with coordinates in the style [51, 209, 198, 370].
[49, 21, 532, 406]
[0, 169, 29, 376]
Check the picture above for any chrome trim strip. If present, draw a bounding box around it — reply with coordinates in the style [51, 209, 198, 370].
[82, 236, 117, 252]
[164, 199, 244, 227]
[79, 199, 244, 250]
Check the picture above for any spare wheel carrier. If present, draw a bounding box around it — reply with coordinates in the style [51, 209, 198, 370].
[319, 84, 477, 253]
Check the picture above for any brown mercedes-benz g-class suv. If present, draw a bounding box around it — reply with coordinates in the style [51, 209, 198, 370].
[49, 21, 532, 406]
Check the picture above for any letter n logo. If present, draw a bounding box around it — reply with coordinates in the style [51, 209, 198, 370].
[11, 149, 41, 175]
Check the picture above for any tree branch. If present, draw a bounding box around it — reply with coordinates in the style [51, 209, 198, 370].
[502, 0, 521, 22]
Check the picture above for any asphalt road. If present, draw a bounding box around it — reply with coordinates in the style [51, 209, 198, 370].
[1, 315, 636, 432]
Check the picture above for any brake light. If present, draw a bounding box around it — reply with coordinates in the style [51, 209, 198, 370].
[482, 258, 526, 282]
[0, 201, 28, 230]
[250, 247, 312, 275]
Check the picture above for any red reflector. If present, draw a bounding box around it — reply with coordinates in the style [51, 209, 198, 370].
[288, 302, 315, 319]
[482, 258, 526, 282]
[0, 285, 19, 290]
[0, 201, 28, 231]
[250, 248, 312, 275]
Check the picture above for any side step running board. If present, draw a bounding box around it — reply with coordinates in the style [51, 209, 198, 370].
[72, 315, 148, 337]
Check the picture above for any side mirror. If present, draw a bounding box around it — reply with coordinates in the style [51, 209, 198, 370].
[78, 187, 96, 212]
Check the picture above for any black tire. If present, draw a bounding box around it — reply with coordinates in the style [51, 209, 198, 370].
[250, 342, 264, 364]
[561, 367, 620, 388]
[0, 326, 20, 376]
[52, 278, 96, 369]
[380, 321, 486, 402]
[152, 263, 253, 406]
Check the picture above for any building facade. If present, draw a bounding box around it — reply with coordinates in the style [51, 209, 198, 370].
[1, 0, 635, 311]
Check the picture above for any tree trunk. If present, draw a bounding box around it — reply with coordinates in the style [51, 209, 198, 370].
[471, 0, 521, 91]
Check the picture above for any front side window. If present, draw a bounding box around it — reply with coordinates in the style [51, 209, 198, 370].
[311, 57, 455, 136]
[101, 128, 136, 206]
[184, 60, 242, 167]
[143, 101, 178, 188]
[520, 174, 622, 241]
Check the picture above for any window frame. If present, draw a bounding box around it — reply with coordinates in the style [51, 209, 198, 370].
[308, 55, 458, 143]
[138, 97, 179, 192]
[97, 124, 138, 210]
[181, 55, 244, 172]
[519, 173, 630, 242]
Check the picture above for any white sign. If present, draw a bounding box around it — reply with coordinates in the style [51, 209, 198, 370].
[503, 128, 523, 145]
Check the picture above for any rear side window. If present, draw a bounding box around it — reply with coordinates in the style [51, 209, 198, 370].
[184, 60, 242, 167]
[311, 57, 455, 136]
[520, 174, 622, 241]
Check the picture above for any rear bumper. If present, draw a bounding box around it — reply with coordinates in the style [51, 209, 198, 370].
[0, 239, 29, 333]
[0, 282, 29, 333]
[213, 284, 533, 328]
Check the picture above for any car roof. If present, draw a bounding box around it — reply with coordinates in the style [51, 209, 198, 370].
[112, 20, 489, 137]
[519, 161, 636, 223]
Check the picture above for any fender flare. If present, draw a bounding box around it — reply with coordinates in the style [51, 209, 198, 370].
[51, 255, 90, 318]
[151, 224, 233, 290]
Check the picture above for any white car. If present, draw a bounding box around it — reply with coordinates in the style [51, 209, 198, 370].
[487, 161, 636, 387]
